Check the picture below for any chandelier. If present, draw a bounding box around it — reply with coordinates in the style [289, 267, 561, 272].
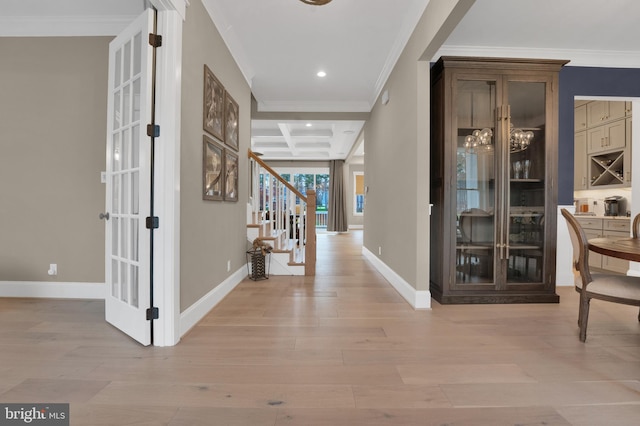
[464, 128, 493, 153]
[509, 126, 534, 153]
[299, 0, 333, 5]
[464, 126, 534, 154]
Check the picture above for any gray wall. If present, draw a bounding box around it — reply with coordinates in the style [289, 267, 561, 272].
[363, 0, 473, 290]
[180, 0, 251, 311]
[0, 37, 110, 283]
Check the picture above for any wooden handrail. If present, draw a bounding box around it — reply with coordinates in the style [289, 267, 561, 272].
[248, 149, 307, 202]
[248, 149, 316, 276]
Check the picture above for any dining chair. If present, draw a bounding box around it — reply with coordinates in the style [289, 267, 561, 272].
[458, 208, 494, 281]
[561, 208, 640, 342]
[633, 213, 640, 238]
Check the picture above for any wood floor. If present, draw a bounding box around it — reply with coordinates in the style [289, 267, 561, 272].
[1, 230, 639, 425]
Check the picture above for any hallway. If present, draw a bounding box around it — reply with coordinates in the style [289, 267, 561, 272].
[1, 230, 639, 425]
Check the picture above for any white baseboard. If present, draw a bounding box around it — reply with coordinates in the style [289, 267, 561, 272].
[362, 247, 431, 309]
[556, 205, 576, 287]
[349, 224, 364, 229]
[179, 266, 247, 337]
[0, 281, 105, 299]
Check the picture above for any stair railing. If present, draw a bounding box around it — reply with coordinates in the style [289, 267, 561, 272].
[248, 150, 316, 275]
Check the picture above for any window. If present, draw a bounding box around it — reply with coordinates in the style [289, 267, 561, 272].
[354, 172, 364, 215]
[263, 167, 330, 228]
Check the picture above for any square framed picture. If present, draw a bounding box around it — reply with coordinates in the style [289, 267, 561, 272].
[203, 65, 224, 141]
[224, 149, 239, 202]
[203, 135, 224, 201]
[224, 91, 239, 151]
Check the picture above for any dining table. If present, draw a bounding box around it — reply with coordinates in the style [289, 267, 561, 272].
[588, 237, 640, 262]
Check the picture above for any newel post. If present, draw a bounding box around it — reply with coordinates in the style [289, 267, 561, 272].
[305, 189, 316, 276]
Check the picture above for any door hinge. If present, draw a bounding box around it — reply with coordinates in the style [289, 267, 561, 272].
[146, 307, 159, 320]
[149, 33, 162, 48]
[147, 124, 160, 138]
[146, 216, 159, 229]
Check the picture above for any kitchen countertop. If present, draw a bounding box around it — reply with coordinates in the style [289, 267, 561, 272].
[574, 214, 630, 220]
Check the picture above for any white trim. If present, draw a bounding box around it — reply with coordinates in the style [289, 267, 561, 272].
[348, 224, 364, 230]
[0, 15, 138, 37]
[179, 267, 247, 337]
[0, 281, 105, 299]
[370, 0, 430, 107]
[149, 8, 183, 347]
[556, 205, 576, 286]
[201, 0, 255, 88]
[150, 0, 189, 21]
[362, 247, 431, 309]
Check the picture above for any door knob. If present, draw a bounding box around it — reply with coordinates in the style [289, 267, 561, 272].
[99, 212, 110, 220]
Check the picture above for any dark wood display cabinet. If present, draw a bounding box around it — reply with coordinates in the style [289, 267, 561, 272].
[430, 56, 568, 304]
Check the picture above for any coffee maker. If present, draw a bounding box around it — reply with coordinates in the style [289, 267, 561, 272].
[604, 196, 625, 216]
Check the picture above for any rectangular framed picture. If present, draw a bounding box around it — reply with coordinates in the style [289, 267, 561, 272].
[203, 135, 224, 201]
[203, 65, 225, 141]
[224, 149, 239, 202]
[224, 91, 239, 151]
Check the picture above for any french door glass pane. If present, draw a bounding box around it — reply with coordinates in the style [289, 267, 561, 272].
[455, 79, 496, 285]
[113, 133, 121, 172]
[131, 266, 139, 308]
[113, 91, 121, 130]
[131, 125, 140, 168]
[121, 262, 128, 303]
[133, 33, 142, 76]
[123, 41, 131, 82]
[507, 81, 546, 283]
[131, 218, 139, 261]
[111, 259, 118, 297]
[112, 218, 119, 257]
[123, 84, 131, 126]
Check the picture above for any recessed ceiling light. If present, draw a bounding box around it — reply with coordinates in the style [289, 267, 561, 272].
[343, 130, 354, 134]
[316, 70, 327, 78]
[306, 123, 312, 127]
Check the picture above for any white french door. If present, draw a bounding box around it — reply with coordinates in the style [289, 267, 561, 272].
[104, 9, 154, 345]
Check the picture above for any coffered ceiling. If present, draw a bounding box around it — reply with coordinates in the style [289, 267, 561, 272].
[3, 0, 640, 161]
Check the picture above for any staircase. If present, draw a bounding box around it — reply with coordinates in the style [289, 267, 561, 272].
[247, 150, 316, 276]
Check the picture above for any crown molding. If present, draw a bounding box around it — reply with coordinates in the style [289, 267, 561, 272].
[432, 45, 640, 69]
[201, 0, 255, 89]
[0, 15, 137, 37]
[370, 0, 429, 107]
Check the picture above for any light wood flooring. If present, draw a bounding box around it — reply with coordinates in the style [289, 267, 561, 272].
[1, 230, 639, 425]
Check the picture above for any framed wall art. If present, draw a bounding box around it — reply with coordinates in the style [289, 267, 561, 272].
[203, 135, 224, 201]
[224, 91, 239, 151]
[203, 65, 224, 141]
[224, 149, 239, 202]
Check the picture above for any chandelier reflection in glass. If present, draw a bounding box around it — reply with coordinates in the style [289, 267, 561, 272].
[464, 126, 534, 154]
[299, 0, 333, 5]
[509, 125, 534, 153]
[464, 128, 493, 153]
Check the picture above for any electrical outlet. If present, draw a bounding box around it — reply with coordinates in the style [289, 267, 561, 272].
[378, 246, 382, 255]
[227, 260, 231, 272]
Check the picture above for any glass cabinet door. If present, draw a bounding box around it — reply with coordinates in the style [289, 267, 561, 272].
[454, 79, 497, 285]
[505, 80, 547, 284]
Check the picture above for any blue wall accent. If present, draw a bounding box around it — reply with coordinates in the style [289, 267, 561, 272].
[557, 66, 640, 205]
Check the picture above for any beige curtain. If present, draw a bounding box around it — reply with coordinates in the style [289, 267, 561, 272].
[327, 160, 348, 232]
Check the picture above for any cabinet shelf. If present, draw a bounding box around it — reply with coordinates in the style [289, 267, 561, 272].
[510, 178, 543, 183]
[590, 150, 625, 186]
